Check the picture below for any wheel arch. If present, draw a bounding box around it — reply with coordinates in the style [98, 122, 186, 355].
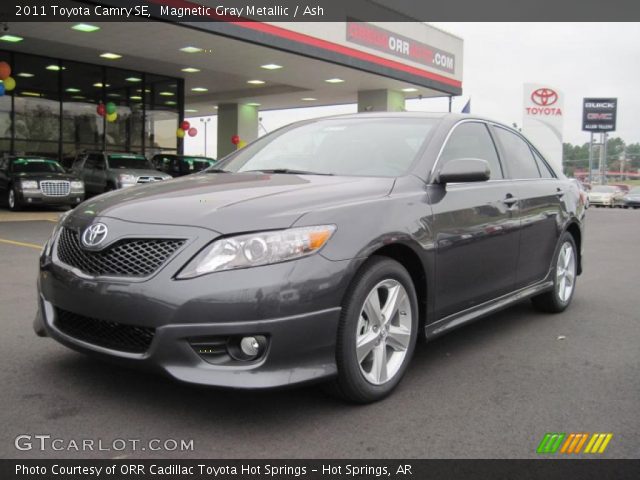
[565, 221, 583, 275]
[365, 242, 428, 334]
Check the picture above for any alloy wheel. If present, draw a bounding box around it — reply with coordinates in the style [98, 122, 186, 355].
[556, 242, 576, 303]
[355, 279, 412, 385]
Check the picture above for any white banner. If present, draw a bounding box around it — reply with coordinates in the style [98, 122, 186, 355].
[522, 84, 564, 171]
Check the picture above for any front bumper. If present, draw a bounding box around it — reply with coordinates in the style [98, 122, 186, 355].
[36, 232, 354, 388]
[19, 190, 84, 206]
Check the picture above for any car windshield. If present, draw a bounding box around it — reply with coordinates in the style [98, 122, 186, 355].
[218, 118, 437, 177]
[591, 186, 616, 193]
[107, 154, 152, 170]
[11, 158, 65, 174]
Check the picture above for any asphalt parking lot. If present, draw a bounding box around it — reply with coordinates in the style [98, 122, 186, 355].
[0, 207, 638, 459]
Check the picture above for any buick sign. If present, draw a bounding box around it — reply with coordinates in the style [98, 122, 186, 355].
[582, 97, 617, 132]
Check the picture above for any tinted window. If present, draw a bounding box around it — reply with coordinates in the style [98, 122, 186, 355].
[107, 154, 151, 170]
[439, 122, 503, 179]
[11, 158, 65, 174]
[494, 127, 540, 179]
[533, 150, 555, 178]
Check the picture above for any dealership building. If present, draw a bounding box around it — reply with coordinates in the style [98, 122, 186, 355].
[0, 6, 463, 160]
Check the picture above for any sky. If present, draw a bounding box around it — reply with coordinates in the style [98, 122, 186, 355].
[185, 23, 640, 157]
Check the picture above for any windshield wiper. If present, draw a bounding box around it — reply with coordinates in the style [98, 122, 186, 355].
[242, 168, 334, 176]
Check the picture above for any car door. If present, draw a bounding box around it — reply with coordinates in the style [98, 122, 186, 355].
[91, 154, 108, 192]
[429, 121, 521, 319]
[0, 158, 9, 200]
[491, 125, 567, 288]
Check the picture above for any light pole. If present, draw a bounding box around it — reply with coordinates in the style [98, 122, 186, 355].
[199, 117, 211, 157]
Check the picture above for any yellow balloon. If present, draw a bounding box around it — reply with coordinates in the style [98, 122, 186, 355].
[237, 140, 247, 149]
[106, 112, 118, 123]
[176, 128, 185, 138]
[3, 76, 15, 91]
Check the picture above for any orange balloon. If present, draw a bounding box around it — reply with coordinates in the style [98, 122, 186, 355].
[0, 62, 11, 81]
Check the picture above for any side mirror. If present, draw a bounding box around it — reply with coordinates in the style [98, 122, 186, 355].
[434, 158, 490, 184]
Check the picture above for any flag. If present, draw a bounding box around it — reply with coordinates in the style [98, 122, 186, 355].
[462, 99, 471, 114]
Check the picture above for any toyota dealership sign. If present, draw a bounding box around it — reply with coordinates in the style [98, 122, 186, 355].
[523, 83, 564, 170]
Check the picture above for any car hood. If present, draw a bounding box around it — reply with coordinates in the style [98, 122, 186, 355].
[108, 168, 168, 178]
[73, 172, 395, 233]
[12, 171, 78, 181]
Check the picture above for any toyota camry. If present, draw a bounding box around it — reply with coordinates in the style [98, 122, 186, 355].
[34, 113, 586, 403]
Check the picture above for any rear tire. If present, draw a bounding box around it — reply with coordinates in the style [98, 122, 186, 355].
[531, 232, 578, 313]
[329, 256, 419, 403]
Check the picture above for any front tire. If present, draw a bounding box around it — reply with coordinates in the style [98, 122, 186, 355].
[331, 257, 418, 403]
[8, 187, 21, 211]
[531, 232, 578, 313]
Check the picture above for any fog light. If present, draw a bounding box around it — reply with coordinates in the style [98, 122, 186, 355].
[240, 336, 260, 357]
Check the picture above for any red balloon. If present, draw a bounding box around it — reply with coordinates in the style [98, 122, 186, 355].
[188, 127, 197, 137]
[181, 120, 190, 131]
[0, 61, 11, 81]
[231, 134, 240, 145]
[96, 103, 106, 116]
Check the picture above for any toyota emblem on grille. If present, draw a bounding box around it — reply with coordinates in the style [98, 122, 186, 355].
[82, 223, 109, 248]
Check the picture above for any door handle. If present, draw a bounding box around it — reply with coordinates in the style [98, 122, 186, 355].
[502, 194, 518, 207]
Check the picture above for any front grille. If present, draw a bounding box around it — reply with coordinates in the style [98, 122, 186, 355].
[57, 228, 184, 277]
[54, 308, 155, 353]
[137, 176, 166, 184]
[41, 180, 70, 196]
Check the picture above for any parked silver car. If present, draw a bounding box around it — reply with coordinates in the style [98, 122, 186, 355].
[71, 152, 171, 196]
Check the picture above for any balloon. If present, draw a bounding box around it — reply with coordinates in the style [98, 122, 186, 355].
[176, 128, 185, 139]
[0, 83, 4, 97]
[188, 127, 197, 137]
[3, 76, 15, 92]
[237, 140, 247, 149]
[106, 102, 117, 115]
[96, 103, 106, 117]
[181, 120, 190, 131]
[106, 112, 118, 123]
[0, 61, 11, 80]
[231, 134, 240, 145]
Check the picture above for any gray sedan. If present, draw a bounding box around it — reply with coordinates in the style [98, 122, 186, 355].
[35, 113, 586, 403]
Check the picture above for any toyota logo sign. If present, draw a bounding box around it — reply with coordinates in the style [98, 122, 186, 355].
[531, 88, 558, 106]
[81, 223, 108, 248]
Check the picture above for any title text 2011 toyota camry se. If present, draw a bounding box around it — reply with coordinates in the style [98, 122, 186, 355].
[34, 113, 586, 403]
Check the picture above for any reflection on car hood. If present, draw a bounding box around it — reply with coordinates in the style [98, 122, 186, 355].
[73, 172, 395, 233]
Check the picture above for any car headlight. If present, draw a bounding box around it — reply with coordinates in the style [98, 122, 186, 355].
[20, 180, 38, 190]
[177, 225, 336, 279]
[70, 180, 84, 190]
[118, 174, 137, 186]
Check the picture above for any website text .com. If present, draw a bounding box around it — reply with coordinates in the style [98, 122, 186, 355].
[14, 434, 194, 452]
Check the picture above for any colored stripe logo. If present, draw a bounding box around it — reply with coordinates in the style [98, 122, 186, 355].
[537, 433, 613, 454]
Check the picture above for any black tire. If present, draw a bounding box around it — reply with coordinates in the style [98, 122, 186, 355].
[531, 232, 578, 313]
[329, 256, 419, 403]
[8, 186, 21, 211]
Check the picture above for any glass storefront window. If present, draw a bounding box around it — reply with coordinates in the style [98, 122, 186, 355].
[61, 60, 104, 163]
[13, 54, 61, 158]
[0, 50, 182, 161]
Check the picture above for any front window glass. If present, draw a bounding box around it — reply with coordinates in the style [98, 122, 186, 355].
[107, 154, 152, 169]
[11, 158, 65, 173]
[439, 122, 503, 179]
[220, 118, 437, 177]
